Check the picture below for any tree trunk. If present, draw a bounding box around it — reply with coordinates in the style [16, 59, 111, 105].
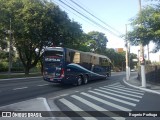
[40, 60, 43, 75]
[24, 67, 30, 75]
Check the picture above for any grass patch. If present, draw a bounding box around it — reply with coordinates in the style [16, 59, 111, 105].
[0, 73, 42, 79]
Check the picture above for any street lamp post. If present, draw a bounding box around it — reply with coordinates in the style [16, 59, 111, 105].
[138, 50, 140, 66]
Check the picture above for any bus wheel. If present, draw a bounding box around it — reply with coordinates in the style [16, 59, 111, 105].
[77, 76, 82, 86]
[83, 75, 88, 84]
[107, 73, 110, 77]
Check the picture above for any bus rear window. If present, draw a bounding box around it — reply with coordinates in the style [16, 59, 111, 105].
[45, 51, 63, 57]
[44, 51, 63, 62]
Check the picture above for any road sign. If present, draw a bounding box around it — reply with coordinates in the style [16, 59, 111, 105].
[139, 57, 143, 62]
[132, 59, 138, 62]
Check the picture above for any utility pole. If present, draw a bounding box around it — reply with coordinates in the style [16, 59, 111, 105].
[147, 44, 150, 61]
[139, 0, 146, 87]
[138, 50, 140, 66]
[8, 18, 12, 74]
[125, 24, 129, 81]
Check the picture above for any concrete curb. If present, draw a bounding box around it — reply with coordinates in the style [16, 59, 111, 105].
[123, 78, 160, 95]
[0, 76, 42, 81]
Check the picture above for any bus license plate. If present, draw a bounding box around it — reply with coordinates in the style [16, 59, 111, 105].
[49, 73, 55, 81]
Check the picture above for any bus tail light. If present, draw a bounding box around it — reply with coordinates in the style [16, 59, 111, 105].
[60, 68, 64, 78]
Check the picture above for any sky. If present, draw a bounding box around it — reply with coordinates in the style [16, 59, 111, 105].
[52, 0, 160, 62]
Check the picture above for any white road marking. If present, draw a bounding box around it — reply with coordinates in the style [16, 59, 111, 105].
[37, 97, 51, 111]
[37, 84, 49, 87]
[106, 83, 145, 92]
[88, 87, 92, 89]
[104, 85, 145, 93]
[50, 94, 69, 99]
[107, 82, 121, 86]
[107, 84, 124, 88]
[94, 89, 139, 102]
[59, 94, 69, 97]
[89, 90, 136, 106]
[59, 98, 98, 120]
[100, 87, 142, 98]
[71, 95, 125, 120]
[104, 86, 144, 95]
[81, 92, 131, 111]
[13, 87, 28, 90]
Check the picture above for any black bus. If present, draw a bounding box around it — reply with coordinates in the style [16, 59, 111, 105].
[42, 47, 111, 85]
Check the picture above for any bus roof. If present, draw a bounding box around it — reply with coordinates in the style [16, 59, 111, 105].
[44, 47, 64, 51]
[44, 47, 111, 63]
[85, 52, 111, 62]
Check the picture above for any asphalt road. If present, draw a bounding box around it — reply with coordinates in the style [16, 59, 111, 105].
[0, 72, 160, 120]
[0, 72, 124, 106]
[0, 77, 70, 106]
[50, 72, 160, 120]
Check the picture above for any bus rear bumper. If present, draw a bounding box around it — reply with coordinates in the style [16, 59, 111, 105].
[43, 77, 63, 83]
[43, 77, 76, 84]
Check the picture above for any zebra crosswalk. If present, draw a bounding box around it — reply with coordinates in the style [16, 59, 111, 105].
[55, 82, 145, 120]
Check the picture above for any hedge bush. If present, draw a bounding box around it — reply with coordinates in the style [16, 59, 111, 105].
[0, 61, 8, 72]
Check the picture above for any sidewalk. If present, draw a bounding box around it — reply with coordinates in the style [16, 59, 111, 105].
[0, 97, 53, 120]
[123, 73, 160, 95]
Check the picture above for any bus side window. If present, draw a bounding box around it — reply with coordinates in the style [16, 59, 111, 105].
[66, 51, 71, 63]
[93, 67, 100, 73]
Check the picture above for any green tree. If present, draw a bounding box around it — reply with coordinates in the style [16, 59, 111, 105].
[0, 0, 84, 74]
[128, 4, 160, 52]
[105, 48, 125, 70]
[59, 20, 84, 49]
[40, 3, 84, 49]
[129, 53, 138, 69]
[86, 31, 108, 54]
[0, 32, 7, 50]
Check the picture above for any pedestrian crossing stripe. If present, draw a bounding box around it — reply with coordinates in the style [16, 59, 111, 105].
[103, 86, 144, 95]
[99, 87, 142, 98]
[71, 95, 125, 120]
[81, 92, 132, 111]
[57, 82, 145, 120]
[94, 89, 140, 102]
[106, 82, 121, 86]
[59, 98, 98, 120]
[88, 90, 136, 106]
[105, 85, 145, 93]
[107, 82, 121, 86]
[105, 83, 145, 93]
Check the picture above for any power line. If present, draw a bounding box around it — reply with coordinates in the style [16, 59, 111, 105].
[53, 0, 85, 22]
[52, 0, 103, 31]
[69, 0, 122, 35]
[53, 0, 99, 29]
[57, 0, 120, 37]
